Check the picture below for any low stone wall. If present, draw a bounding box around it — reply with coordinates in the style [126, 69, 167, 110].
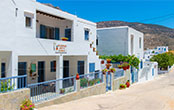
[36, 83, 106, 108]
[112, 69, 130, 91]
[0, 88, 30, 110]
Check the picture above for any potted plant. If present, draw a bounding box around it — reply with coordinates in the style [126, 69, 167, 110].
[110, 68, 116, 73]
[102, 69, 108, 74]
[76, 73, 80, 80]
[119, 84, 127, 89]
[60, 88, 65, 94]
[106, 59, 111, 63]
[117, 64, 122, 69]
[105, 63, 111, 69]
[93, 47, 96, 52]
[20, 99, 35, 110]
[122, 62, 129, 70]
[96, 51, 99, 55]
[101, 60, 105, 64]
[61, 37, 68, 41]
[90, 44, 92, 48]
[126, 80, 130, 88]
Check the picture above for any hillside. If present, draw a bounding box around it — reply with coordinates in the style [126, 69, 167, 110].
[97, 21, 174, 50]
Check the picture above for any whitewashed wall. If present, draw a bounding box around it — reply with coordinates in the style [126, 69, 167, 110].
[97, 26, 144, 60]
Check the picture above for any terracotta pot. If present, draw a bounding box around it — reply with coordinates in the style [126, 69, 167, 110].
[110, 70, 114, 73]
[123, 67, 127, 71]
[93, 48, 96, 52]
[127, 65, 130, 69]
[107, 60, 111, 63]
[101, 60, 104, 64]
[126, 82, 130, 88]
[76, 74, 80, 80]
[90, 44, 92, 48]
[118, 67, 122, 69]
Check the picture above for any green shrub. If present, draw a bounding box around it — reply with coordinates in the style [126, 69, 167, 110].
[99, 55, 140, 69]
[80, 78, 88, 88]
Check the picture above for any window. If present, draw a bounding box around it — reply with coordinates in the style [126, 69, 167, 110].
[25, 17, 32, 28]
[65, 29, 71, 41]
[84, 30, 89, 40]
[89, 63, 95, 73]
[1, 63, 6, 78]
[50, 61, 56, 72]
[139, 37, 142, 49]
[40, 24, 59, 40]
[131, 35, 134, 55]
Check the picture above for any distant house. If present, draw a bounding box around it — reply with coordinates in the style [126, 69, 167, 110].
[97, 26, 144, 60]
[144, 46, 168, 61]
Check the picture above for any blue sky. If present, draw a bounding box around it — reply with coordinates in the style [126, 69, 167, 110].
[37, 0, 174, 28]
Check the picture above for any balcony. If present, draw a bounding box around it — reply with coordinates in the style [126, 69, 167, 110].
[36, 10, 73, 42]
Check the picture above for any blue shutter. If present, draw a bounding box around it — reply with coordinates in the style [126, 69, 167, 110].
[89, 63, 95, 72]
[85, 30, 89, 40]
[65, 29, 71, 41]
[40, 25, 46, 38]
[55, 28, 60, 40]
[140, 61, 143, 69]
[78, 61, 81, 74]
[1, 63, 5, 78]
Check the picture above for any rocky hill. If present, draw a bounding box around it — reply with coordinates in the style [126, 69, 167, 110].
[97, 21, 174, 50]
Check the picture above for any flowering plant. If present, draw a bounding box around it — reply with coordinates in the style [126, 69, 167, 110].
[61, 37, 68, 41]
[20, 99, 35, 110]
[102, 69, 108, 74]
[110, 68, 116, 73]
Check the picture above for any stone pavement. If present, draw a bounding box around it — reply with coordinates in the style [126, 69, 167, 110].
[39, 70, 174, 110]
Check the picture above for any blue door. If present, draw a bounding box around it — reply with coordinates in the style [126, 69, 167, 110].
[18, 62, 27, 88]
[65, 29, 71, 41]
[131, 67, 135, 83]
[106, 72, 112, 91]
[38, 61, 45, 82]
[78, 61, 85, 75]
[152, 68, 154, 76]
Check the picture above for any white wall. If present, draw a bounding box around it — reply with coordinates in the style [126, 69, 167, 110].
[97, 26, 144, 60]
[97, 27, 128, 56]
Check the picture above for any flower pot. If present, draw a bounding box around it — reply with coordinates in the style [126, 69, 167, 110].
[108, 71, 111, 75]
[126, 82, 130, 88]
[127, 65, 130, 69]
[123, 67, 127, 71]
[76, 74, 80, 80]
[93, 48, 96, 52]
[101, 60, 104, 64]
[90, 44, 92, 48]
[107, 59, 111, 63]
[118, 67, 122, 69]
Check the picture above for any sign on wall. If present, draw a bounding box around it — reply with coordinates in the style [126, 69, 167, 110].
[53, 43, 67, 54]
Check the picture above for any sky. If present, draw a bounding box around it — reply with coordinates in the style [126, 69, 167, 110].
[37, 0, 174, 28]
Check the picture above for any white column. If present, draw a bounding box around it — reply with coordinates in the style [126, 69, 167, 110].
[56, 55, 63, 93]
[9, 52, 18, 77]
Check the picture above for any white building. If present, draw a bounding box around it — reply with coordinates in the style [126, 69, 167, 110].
[144, 46, 168, 61]
[97, 26, 144, 60]
[0, 0, 100, 84]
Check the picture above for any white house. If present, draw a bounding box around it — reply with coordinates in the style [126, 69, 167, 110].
[97, 26, 144, 60]
[0, 0, 100, 85]
[97, 26, 144, 83]
[144, 46, 168, 61]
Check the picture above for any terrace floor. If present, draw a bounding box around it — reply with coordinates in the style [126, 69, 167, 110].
[39, 69, 174, 110]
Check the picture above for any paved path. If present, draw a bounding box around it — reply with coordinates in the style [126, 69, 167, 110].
[39, 70, 174, 110]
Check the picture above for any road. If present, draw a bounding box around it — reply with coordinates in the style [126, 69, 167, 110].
[39, 70, 174, 110]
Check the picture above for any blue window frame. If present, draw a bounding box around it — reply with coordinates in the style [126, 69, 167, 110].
[40, 24, 46, 38]
[65, 28, 71, 41]
[89, 63, 95, 73]
[140, 60, 143, 69]
[55, 28, 60, 40]
[50, 61, 56, 72]
[1, 63, 6, 78]
[84, 30, 89, 40]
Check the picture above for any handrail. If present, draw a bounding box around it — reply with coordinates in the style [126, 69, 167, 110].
[0, 75, 27, 81]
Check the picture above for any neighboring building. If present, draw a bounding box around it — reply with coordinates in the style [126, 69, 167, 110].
[97, 26, 144, 60]
[0, 0, 100, 85]
[144, 46, 168, 61]
[157, 46, 168, 54]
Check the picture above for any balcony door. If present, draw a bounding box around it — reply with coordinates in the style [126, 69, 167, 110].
[18, 62, 27, 88]
[65, 28, 71, 41]
[38, 61, 45, 82]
